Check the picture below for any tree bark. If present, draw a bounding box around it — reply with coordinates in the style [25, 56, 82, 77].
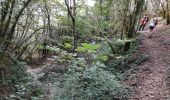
[65, 0, 77, 53]
[123, 0, 145, 51]
[167, 0, 170, 24]
[3, 0, 31, 51]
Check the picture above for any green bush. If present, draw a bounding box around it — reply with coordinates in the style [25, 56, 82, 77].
[76, 43, 101, 53]
[105, 39, 148, 74]
[9, 63, 28, 84]
[105, 55, 132, 73]
[0, 52, 28, 84]
[55, 59, 129, 100]
[61, 36, 74, 44]
[3, 78, 43, 100]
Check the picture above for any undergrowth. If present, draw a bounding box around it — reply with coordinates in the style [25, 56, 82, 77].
[0, 52, 43, 99]
[52, 37, 149, 100]
[105, 37, 149, 74]
[55, 59, 130, 100]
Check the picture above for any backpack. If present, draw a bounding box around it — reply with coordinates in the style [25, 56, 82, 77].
[154, 18, 158, 26]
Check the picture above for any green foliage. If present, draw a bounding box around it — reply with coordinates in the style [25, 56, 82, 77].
[54, 51, 74, 62]
[98, 38, 125, 55]
[76, 43, 101, 53]
[96, 55, 108, 62]
[106, 55, 132, 73]
[0, 53, 43, 99]
[61, 36, 74, 44]
[55, 59, 129, 100]
[37, 43, 61, 53]
[105, 39, 147, 73]
[5, 80, 43, 100]
[36, 43, 44, 49]
[0, 54, 28, 84]
[9, 63, 28, 84]
[60, 52, 74, 61]
[46, 46, 61, 53]
[64, 43, 72, 49]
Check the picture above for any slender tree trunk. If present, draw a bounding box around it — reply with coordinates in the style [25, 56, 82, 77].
[163, 10, 166, 18]
[72, 0, 77, 53]
[65, 0, 77, 53]
[44, 0, 52, 38]
[3, 0, 31, 51]
[167, 0, 170, 24]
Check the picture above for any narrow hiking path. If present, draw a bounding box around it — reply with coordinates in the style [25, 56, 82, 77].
[26, 57, 68, 100]
[129, 22, 170, 99]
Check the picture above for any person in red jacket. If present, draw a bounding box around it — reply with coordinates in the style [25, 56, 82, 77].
[139, 13, 149, 31]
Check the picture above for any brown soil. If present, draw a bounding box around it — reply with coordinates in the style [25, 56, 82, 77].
[128, 24, 170, 100]
[26, 57, 69, 100]
[0, 85, 15, 98]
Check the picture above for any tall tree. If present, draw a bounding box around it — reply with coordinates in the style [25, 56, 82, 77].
[65, 0, 77, 53]
[0, 0, 31, 50]
[167, 0, 170, 24]
[123, 0, 145, 51]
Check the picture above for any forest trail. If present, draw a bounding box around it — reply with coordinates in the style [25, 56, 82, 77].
[26, 58, 68, 99]
[129, 21, 170, 100]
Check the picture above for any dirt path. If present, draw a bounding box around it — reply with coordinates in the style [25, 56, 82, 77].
[26, 57, 68, 100]
[129, 24, 170, 100]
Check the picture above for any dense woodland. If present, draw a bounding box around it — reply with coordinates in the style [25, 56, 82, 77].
[0, 0, 170, 99]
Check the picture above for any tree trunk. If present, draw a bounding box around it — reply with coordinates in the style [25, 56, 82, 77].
[3, 0, 31, 51]
[72, 0, 77, 53]
[167, 0, 170, 24]
[65, 0, 77, 53]
[123, 0, 145, 51]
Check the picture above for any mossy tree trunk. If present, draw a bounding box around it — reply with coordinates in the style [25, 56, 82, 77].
[123, 0, 145, 51]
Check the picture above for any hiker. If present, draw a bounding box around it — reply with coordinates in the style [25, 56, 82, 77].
[139, 13, 149, 31]
[153, 15, 158, 26]
[148, 15, 158, 38]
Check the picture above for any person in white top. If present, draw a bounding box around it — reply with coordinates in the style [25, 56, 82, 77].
[148, 15, 158, 38]
[149, 19, 155, 32]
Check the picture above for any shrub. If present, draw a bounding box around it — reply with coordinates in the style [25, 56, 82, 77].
[76, 43, 101, 53]
[55, 59, 129, 100]
[5, 80, 43, 100]
[105, 39, 140, 73]
[0, 52, 28, 84]
[0, 52, 43, 99]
